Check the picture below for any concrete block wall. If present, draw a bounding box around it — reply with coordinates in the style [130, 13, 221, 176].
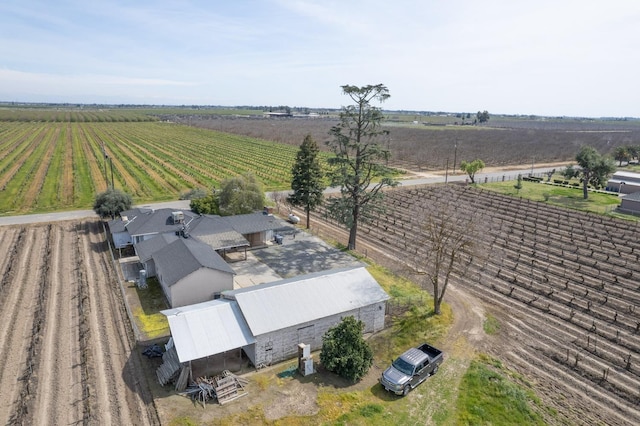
[252, 302, 387, 366]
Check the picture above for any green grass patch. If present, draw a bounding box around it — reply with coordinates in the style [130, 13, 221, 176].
[457, 356, 546, 425]
[483, 313, 501, 335]
[481, 180, 622, 216]
[134, 277, 169, 338]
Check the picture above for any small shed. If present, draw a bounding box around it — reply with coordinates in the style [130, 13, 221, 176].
[607, 171, 640, 194]
[107, 218, 131, 249]
[154, 238, 236, 308]
[222, 213, 286, 248]
[162, 299, 256, 364]
[619, 191, 640, 215]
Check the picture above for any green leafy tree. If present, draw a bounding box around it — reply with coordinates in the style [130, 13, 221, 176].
[190, 194, 219, 215]
[514, 174, 523, 194]
[613, 146, 630, 166]
[180, 187, 208, 200]
[320, 316, 373, 382]
[460, 159, 485, 184]
[476, 110, 490, 123]
[93, 188, 133, 219]
[563, 146, 616, 199]
[326, 84, 398, 250]
[218, 173, 265, 216]
[288, 134, 325, 228]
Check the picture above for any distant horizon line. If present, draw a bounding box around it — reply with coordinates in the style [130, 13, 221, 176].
[0, 100, 637, 121]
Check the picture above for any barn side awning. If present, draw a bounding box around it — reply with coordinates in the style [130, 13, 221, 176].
[162, 299, 255, 363]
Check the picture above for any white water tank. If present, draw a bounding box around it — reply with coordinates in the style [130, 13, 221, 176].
[138, 269, 147, 289]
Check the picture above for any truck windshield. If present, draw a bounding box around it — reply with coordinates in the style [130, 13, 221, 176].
[392, 357, 414, 376]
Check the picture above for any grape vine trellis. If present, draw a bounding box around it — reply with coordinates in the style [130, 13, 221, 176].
[314, 185, 640, 423]
[0, 122, 315, 215]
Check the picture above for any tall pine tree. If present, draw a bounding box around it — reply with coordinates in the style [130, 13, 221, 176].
[326, 84, 397, 250]
[288, 134, 325, 228]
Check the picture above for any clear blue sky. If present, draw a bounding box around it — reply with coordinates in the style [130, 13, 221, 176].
[1, 0, 639, 117]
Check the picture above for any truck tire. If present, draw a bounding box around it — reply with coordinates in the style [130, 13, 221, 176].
[403, 385, 411, 396]
[432, 365, 439, 375]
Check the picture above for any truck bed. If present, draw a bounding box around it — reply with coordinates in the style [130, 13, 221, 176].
[417, 343, 443, 362]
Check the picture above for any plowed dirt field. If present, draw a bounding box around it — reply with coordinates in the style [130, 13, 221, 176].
[0, 220, 159, 425]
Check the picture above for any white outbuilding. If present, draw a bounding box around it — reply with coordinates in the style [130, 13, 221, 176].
[162, 266, 389, 367]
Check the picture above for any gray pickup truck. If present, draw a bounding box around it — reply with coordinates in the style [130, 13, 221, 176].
[380, 343, 443, 396]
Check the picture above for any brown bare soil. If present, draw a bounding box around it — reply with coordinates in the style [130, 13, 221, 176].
[0, 220, 159, 425]
[184, 115, 640, 171]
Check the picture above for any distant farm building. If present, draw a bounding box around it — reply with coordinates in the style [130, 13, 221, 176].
[606, 171, 640, 194]
[619, 192, 640, 215]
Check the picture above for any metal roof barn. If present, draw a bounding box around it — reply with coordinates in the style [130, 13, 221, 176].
[162, 299, 255, 363]
[223, 266, 390, 336]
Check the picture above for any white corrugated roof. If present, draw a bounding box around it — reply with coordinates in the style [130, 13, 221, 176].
[612, 171, 640, 179]
[162, 299, 255, 363]
[224, 266, 389, 336]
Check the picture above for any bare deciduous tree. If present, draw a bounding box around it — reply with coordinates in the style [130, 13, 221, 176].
[407, 195, 479, 315]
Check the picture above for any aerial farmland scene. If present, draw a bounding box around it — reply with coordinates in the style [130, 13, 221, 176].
[1, 2, 640, 426]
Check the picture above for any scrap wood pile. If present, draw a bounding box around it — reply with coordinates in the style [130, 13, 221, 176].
[181, 370, 249, 407]
[156, 346, 181, 386]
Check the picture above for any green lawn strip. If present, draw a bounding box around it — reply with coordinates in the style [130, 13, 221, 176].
[86, 123, 166, 199]
[6, 125, 55, 212]
[456, 354, 549, 425]
[97, 124, 187, 194]
[107, 123, 210, 189]
[35, 123, 67, 210]
[60, 123, 75, 206]
[118, 123, 219, 188]
[70, 124, 97, 208]
[480, 180, 623, 216]
[81, 123, 135, 194]
[132, 277, 170, 339]
[0, 124, 44, 189]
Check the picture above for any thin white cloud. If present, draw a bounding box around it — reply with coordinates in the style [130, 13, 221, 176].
[0, 0, 639, 116]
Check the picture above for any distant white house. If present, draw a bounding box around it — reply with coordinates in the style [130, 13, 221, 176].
[606, 171, 640, 194]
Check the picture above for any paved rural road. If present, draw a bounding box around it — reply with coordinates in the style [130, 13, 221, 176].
[0, 166, 560, 226]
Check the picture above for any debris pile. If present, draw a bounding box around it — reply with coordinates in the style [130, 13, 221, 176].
[181, 371, 248, 407]
[142, 344, 163, 358]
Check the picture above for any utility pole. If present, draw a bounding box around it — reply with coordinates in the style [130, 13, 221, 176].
[102, 142, 109, 187]
[453, 142, 458, 175]
[531, 156, 534, 176]
[109, 157, 115, 189]
[445, 158, 449, 184]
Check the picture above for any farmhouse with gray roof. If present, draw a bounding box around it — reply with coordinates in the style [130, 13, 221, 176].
[108, 208, 294, 308]
[153, 237, 236, 308]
